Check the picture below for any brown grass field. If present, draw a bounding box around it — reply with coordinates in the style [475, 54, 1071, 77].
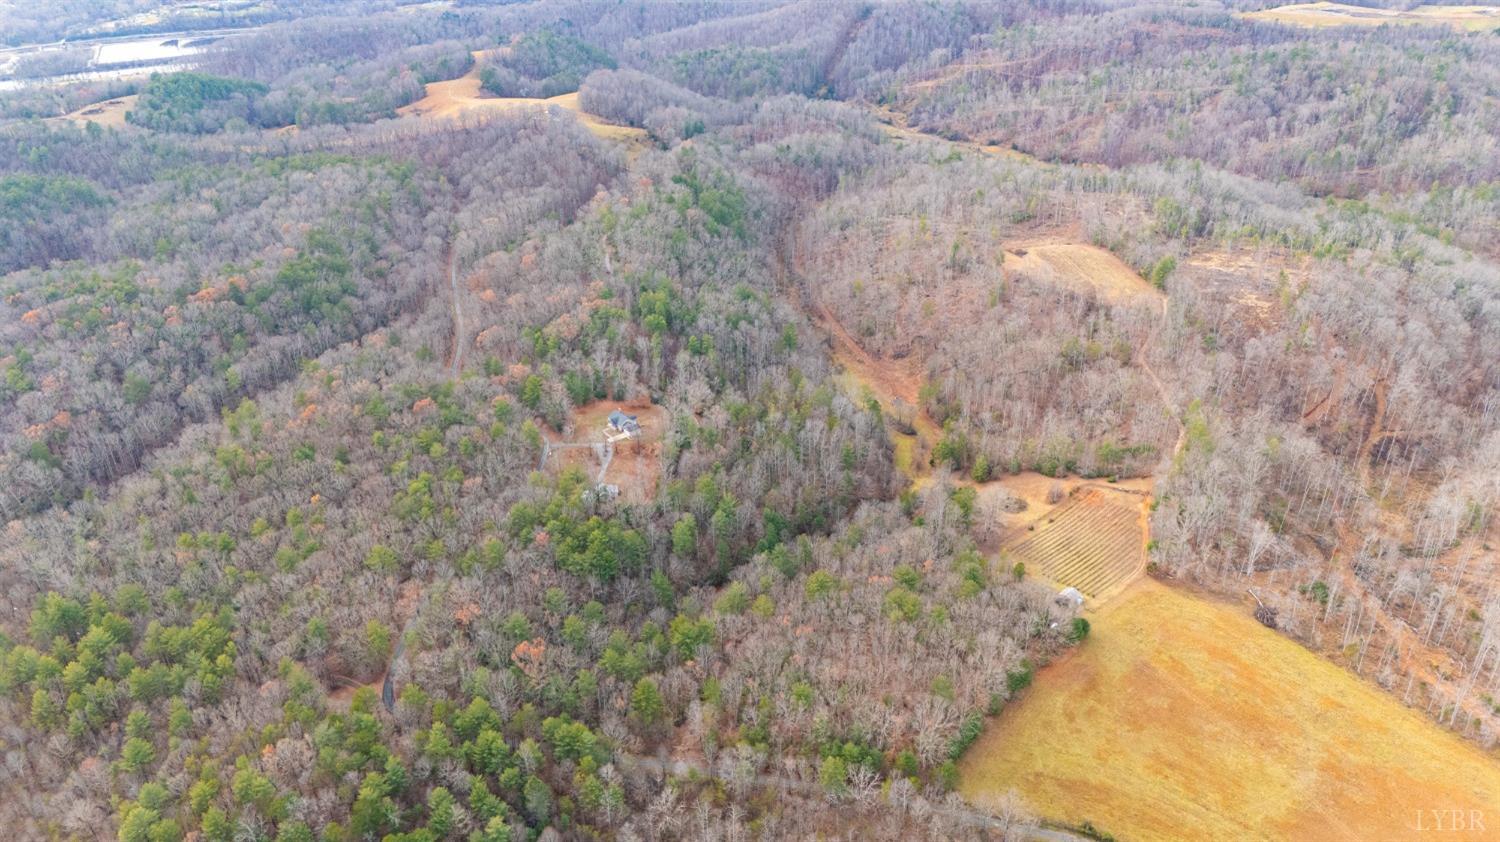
[1006, 241, 1162, 305]
[398, 52, 647, 143]
[50, 95, 138, 128]
[1242, 2, 1500, 31]
[960, 577, 1500, 841]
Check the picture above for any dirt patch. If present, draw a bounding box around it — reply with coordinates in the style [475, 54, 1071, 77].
[960, 577, 1500, 842]
[326, 676, 380, 709]
[994, 471, 1151, 515]
[992, 472, 1069, 513]
[1241, 2, 1500, 31]
[398, 51, 648, 144]
[1005, 240, 1161, 305]
[1181, 247, 1311, 335]
[50, 95, 137, 129]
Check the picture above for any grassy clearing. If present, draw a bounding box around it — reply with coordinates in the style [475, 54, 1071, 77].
[544, 399, 665, 503]
[830, 359, 938, 488]
[960, 578, 1500, 841]
[397, 51, 647, 144]
[1006, 241, 1162, 304]
[51, 95, 137, 128]
[1242, 3, 1500, 31]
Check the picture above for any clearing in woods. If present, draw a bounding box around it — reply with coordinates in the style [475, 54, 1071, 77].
[1005, 241, 1162, 305]
[398, 51, 647, 143]
[871, 106, 1049, 167]
[1002, 487, 1145, 601]
[825, 351, 941, 487]
[1241, 2, 1500, 31]
[960, 577, 1500, 842]
[50, 95, 138, 128]
[542, 399, 665, 504]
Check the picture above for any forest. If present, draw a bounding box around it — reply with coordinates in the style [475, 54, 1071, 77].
[2, 0, 1500, 840]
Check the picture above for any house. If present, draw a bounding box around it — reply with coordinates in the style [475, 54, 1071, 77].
[606, 409, 641, 440]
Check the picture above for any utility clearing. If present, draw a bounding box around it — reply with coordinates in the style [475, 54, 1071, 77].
[960, 577, 1500, 841]
[398, 51, 647, 143]
[1241, 2, 1500, 31]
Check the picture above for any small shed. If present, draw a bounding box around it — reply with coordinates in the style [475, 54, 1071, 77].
[1055, 587, 1085, 610]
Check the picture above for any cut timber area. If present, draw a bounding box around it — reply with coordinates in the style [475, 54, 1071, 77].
[960, 577, 1500, 842]
[1241, 2, 1500, 31]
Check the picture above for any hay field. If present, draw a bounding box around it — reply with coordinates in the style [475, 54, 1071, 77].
[960, 578, 1500, 841]
[1242, 3, 1500, 31]
[1006, 242, 1161, 304]
[51, 95, 137, 128]
[398, 53, 647, 143]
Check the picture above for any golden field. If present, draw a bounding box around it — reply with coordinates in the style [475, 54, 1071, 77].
[961, 578, 1500, 841]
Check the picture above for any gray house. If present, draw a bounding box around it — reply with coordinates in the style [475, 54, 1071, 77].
[607, 409, 641, 437]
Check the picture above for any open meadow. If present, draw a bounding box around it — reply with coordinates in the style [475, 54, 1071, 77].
[1241, 3, 1500, 31]
[961, 578, 1500, 841]
[397, 50, 647, 143]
